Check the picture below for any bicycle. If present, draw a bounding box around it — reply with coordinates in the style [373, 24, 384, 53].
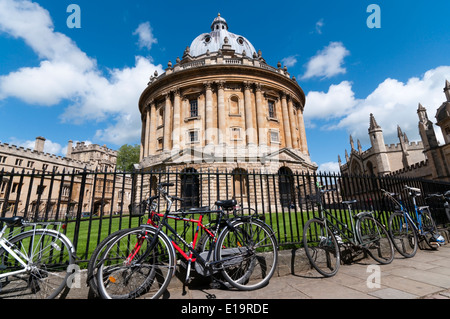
[0, 216, 76, 299]
[425, 190, 450, 225]
[91, 182, 278, 299]
[302, 183, 394, 277]
[383, 185, 445, 257]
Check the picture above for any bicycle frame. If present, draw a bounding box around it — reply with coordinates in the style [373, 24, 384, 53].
[125, 190, 243, 284]
[0, 222, 76, 280]
[0, 234, 30, 277]
[314, 190, 360, 245]
[385, 189, 426, 235]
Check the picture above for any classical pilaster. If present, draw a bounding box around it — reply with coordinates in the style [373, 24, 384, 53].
[172, 88, 181, 149]
[140, 112, 145, 161]
[296, 105, 308, 155]
[216, 81, 226, 145]
[144, 105, 151, 157]
[149, 100, 157, 155]
[255, 83, 267, 145]
[288, 96, 299, 149]
[281, 91, 292, 148]
[204, 81, 214, 145]
[243, 81, 256, 145]
[163, 92, 173, 151]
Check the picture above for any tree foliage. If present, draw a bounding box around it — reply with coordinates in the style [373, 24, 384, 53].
[116, 144, 140, 171]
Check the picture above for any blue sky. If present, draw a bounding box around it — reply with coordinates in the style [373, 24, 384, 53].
[0, 0, 449, 172]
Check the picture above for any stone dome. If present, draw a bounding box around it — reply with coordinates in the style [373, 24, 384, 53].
[189, 14, 257, 57]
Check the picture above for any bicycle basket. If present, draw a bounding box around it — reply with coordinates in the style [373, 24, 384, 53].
[304, 193, 321, 205]
[129, 201, 147, 216]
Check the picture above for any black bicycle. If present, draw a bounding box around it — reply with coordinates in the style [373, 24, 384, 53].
[303, 184, 394, 277]
[426, 190, 450, 225]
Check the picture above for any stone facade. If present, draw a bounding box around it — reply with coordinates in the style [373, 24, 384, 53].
[138, 15, 316, 177]
[0, 137, 132, 218]
[340, 81, 450, 182]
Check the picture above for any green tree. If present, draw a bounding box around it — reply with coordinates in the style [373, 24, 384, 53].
[116, 144, 140, 171]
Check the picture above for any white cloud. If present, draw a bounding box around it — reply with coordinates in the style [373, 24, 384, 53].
[8, 137, 63, 155]
[317, 161, 340, 173]
[315, 18, 324, 34]
[133, 22, 157, 50]
[281, 55, 298, 68]
[304, 81, 358, 120]
[305, 66, 450, 146]
[0, 0, 163, 145]
[302, 42, 350, 80]
[0, 0, 93, 69]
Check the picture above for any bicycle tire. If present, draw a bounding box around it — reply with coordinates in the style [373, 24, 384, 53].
[355, 215, 394, 264]
[419, 208, 440, 249]
[86, 229, 129, 298]
[214, 218, 278, 290]
[96, 226, 176, 299]
[302, 218, 340, 277]
[388, 212, 418, 258]
[0, 229, 75, 299]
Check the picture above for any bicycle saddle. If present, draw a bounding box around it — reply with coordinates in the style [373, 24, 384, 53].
[0, 216, 23, 227]
[215, 199, 237, 209]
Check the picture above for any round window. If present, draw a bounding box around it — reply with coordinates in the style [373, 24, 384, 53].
[204, 35, 211, 43]
[237, 37, 244, 45]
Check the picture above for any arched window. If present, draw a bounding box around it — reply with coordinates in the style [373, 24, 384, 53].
[278, 167, 295, 208]
[229, 96, 239, 115]
[180, 168, 199, 209]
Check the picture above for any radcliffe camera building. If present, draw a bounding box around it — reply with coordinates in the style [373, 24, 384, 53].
[138, 15, 317, 175]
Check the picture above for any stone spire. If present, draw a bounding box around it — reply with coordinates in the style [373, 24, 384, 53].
[368, 113, 381, 131]
[444, 79, 450, 102]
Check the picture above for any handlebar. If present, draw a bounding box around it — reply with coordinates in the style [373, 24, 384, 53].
[404, 185, 421, 194]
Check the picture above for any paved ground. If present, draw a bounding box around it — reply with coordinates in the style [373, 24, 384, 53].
[66, 241, 450, 300]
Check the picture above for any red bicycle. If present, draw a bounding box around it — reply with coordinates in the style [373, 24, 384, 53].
[91, 182, 278, 299]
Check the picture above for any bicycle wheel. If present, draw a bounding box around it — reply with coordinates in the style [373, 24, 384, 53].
[86, 229, 128, 298]
[388, 212, 418, 258]
[96, 227, 176, 299]
[302, 218, 340, 277]
[0, 229, 75, 299]
[356, 215, 394, 264]
[419, 208, 441, 249]
[214, 218, 278, 290]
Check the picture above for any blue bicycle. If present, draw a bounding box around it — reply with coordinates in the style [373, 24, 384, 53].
[382, 185, 445, 258]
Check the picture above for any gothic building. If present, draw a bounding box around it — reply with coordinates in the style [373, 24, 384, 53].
[339, 81, 450, 182]
[138, 15, 316, 176]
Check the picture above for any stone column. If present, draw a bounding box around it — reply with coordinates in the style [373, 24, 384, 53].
[172, 89, 181, 150]
[288, 96, 299, 149]
[281, 91, 292, 148]
[243, 81, 256, 145]
[163, 92, 172, 151]
[149, 101, 157, 155]
[296, 106, 308, 154]
[217, 81, 226, 145]
[255, 83, 267, 145]
[139, 113, 145, 161]
[144, 106, 151, 157]
[204, 82, 214, 145]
